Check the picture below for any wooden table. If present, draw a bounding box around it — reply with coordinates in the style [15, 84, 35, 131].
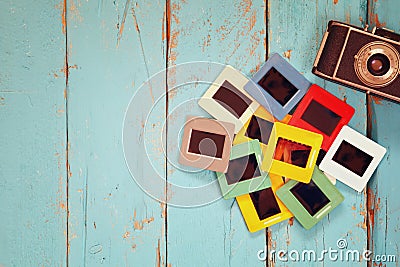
[1, 0, 399, 266]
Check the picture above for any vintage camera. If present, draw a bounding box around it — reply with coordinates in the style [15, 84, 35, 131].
[313, 20, 400, 102]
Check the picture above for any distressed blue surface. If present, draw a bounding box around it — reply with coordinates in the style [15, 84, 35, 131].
[0, 1, 67, 266]
[166, 1, 267, 266]
[1, 0, 399, 266]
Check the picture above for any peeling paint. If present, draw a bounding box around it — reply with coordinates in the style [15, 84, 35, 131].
[133, 216, 154, 230]
[345, 12, 351, 23]
[371, 96, 383, 105]
[69, 0, 83, 23]
[131, 4, 140, 33]
[117, 0, 131, 47]
[162, 11, 166, 40]
[61, 64, 78, 77]
[55, 0, 67, 34]
[249, 10, 257, 31]
[267, 228, 276, 267]
[156, 239, 161, 267]
[202, 34, 211, 52]
[55, 175, 67, 214]
[283, 49, 292, 60]
[367, 95, 374, 135]
[103, 192, 113, 201]
[161, 203, 166, 218]
[57, 108, 65, 116]
[248, 30, 261, 56]
[142, 217, 154, 224]
[338, 86, 348, 103]
[249, 62, 261, 75]
[371, 13, 386, 28]
[241, 0, 252, 15]
[367, 187, 376, 250]
[166, 0, 181, 68]
[122, 231, 130, 239]
[166, 0, 171, 43]
[171, 12, 180, 25]
[167, 7, 179, 48]
[66, 161, 72, 178]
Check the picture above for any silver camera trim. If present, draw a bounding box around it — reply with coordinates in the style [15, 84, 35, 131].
[354, 41, 400, 88]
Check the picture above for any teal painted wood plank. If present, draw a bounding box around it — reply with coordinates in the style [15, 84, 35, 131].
[368, 0, 400, 264]
[267, 1, 368, 266]
[367, 100, 400, 266]
[0, 0, 67, 266]
[165, 1, 266, 266]
[66, 0, 166, 266]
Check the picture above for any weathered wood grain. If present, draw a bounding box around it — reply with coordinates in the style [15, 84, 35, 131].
[165, 0, 266, 266]
[66, 0, 166, 266]
[267, 1, 368, 266]
[368, 0, 400, 265]
[0, 0, 67, 266]
[2, 0, 400, 266]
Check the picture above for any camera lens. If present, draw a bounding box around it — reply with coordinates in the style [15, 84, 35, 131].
[355, 41, 399, 88]
[367, 53, 390, 76]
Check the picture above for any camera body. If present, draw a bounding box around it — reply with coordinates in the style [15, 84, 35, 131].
[313, 20, 400, 102]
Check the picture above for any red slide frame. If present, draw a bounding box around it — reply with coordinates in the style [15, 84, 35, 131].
[289, 84, 355, 151]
